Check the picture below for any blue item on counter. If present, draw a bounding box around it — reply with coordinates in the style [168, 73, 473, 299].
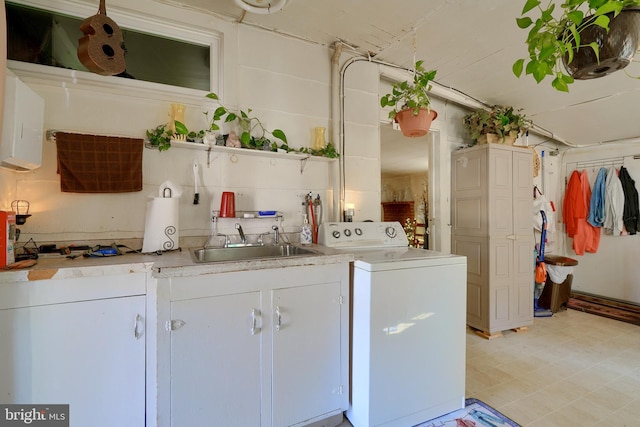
[258, 211, 276, 216]
[84, 246, 119, 257]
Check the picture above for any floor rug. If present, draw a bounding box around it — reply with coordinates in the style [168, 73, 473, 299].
[567, 292, 640, 326]
[415, 398, 520, 427]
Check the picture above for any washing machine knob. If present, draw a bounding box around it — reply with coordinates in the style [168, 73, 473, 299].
[385, 226, 397, 238]
[332, 230, 341, 239]
[355, 228, 363, 235]
[344, 229, 352, 237]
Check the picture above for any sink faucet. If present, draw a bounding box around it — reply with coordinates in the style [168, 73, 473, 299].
[272, 225, 279, 245]
[204, 232, 229, 248]
[235, 223, 246, 244]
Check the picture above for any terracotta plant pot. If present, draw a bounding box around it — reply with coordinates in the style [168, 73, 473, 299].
[562, 7, 640, 79]
[395, 108, 438, 137]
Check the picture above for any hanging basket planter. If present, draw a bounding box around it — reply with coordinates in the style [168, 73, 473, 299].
[395, 108, 438, 137]
[563, 7, 640, 80]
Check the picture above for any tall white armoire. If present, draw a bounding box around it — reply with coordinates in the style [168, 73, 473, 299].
[451, 144, 534, 337]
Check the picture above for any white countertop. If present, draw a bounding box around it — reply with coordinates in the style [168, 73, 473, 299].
[0, 244, 354, 283]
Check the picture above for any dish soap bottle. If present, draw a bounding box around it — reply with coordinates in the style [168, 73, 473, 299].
[300, 214, 313, 245]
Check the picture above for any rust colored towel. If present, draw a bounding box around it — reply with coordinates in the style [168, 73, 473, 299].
[56, 132, 143, 193]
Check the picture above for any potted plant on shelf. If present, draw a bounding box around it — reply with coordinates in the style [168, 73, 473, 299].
[462, 105, 531, 145]
[145, 121, 189, 151]
[380, 60, 438, 137]
[205, 92, 288, 147]
[513, 0, 640, 92]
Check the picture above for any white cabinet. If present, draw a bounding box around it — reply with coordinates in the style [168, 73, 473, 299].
[271, 282, 343, 427]
[170, 291, 262, 426]
[162, 263, 349, 427]
[452, 144, 534, 336]
[0, 71, 44, 171]
[0, 273, 146, 427]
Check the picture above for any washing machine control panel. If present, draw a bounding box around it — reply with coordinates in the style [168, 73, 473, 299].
[318, 221, 408, 248]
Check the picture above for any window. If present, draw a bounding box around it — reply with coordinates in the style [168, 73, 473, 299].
[6, 1, 214, 91]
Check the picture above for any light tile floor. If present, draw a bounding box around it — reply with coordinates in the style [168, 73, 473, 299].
[338, 309, 640, 427]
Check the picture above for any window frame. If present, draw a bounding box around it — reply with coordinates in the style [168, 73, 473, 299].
[6, 0, 223, 101]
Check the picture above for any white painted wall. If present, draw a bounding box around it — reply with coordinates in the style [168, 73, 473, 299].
[341, 59, 381, 222]
[1, 0, 337, 246]
[559, 143, 640, 304]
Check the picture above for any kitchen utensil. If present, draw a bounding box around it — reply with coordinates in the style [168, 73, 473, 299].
[220, 192, 236, 218]
[193, 160, 200, 205]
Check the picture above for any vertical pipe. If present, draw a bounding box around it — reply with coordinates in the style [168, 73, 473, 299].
[330, 42, 343, 221]
[541, 150, 546, 194]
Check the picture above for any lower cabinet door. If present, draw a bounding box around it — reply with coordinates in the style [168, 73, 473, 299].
[170, 291, 262, 427]
[272, 282, 343, 426]
[0, 295, 146, 427]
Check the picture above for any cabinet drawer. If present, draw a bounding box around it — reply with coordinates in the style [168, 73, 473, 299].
[0, 272, 147, 309]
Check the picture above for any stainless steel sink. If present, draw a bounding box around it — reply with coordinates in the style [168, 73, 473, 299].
[190, 244, 319, 263]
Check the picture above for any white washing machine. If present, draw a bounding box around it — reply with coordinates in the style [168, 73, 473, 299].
[318, 222, 467, 427]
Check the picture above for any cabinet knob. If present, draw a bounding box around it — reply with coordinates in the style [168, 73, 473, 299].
[133, 314, 144, 339]
[275, 306, 282, 332]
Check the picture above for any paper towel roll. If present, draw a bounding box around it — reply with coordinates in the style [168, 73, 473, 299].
[142, 196, 179, 252]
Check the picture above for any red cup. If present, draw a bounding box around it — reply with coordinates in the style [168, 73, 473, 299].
[220, 192, 236, 218]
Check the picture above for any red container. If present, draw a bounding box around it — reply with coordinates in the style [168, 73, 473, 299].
[220, 192, 236, 218]
[0, 211, 16, 267]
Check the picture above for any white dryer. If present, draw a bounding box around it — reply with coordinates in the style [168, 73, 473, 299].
[318, 221, 467, 427]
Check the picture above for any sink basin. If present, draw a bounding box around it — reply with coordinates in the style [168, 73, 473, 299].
[190, 244, 319, 263]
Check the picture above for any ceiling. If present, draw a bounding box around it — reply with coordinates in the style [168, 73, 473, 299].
[159, 0, 640, 170]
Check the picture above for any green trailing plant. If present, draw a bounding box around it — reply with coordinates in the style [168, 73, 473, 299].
[296, 142, 340, 158]
[380, 60, 437, 119]
[462, 105, 531, 142]
[145, 95, 340, 158]
[205, 92, 287, 146]
[188, 129, 206, 142]
[513, 0, 640, 92]
[145, 121, 189, 151]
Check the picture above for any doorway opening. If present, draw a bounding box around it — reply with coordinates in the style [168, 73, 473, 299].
[380, 123, 438, 249]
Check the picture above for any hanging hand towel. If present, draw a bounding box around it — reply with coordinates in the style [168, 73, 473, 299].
[56, 132, 143, 193]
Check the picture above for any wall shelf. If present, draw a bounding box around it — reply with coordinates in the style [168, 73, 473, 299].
[166, 140, 336, 173]
[212, 210, 283, 220]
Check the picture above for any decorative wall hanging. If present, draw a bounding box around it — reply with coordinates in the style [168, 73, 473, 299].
[77, 0, 126, 76]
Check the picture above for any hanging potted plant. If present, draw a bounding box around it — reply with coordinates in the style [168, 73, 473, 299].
[513, 0, 640, 92]
[380, 60, 438, 137]
[462, 105, 531, 145]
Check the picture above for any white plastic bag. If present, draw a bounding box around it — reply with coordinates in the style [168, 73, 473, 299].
[533, 194, 556, 234]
